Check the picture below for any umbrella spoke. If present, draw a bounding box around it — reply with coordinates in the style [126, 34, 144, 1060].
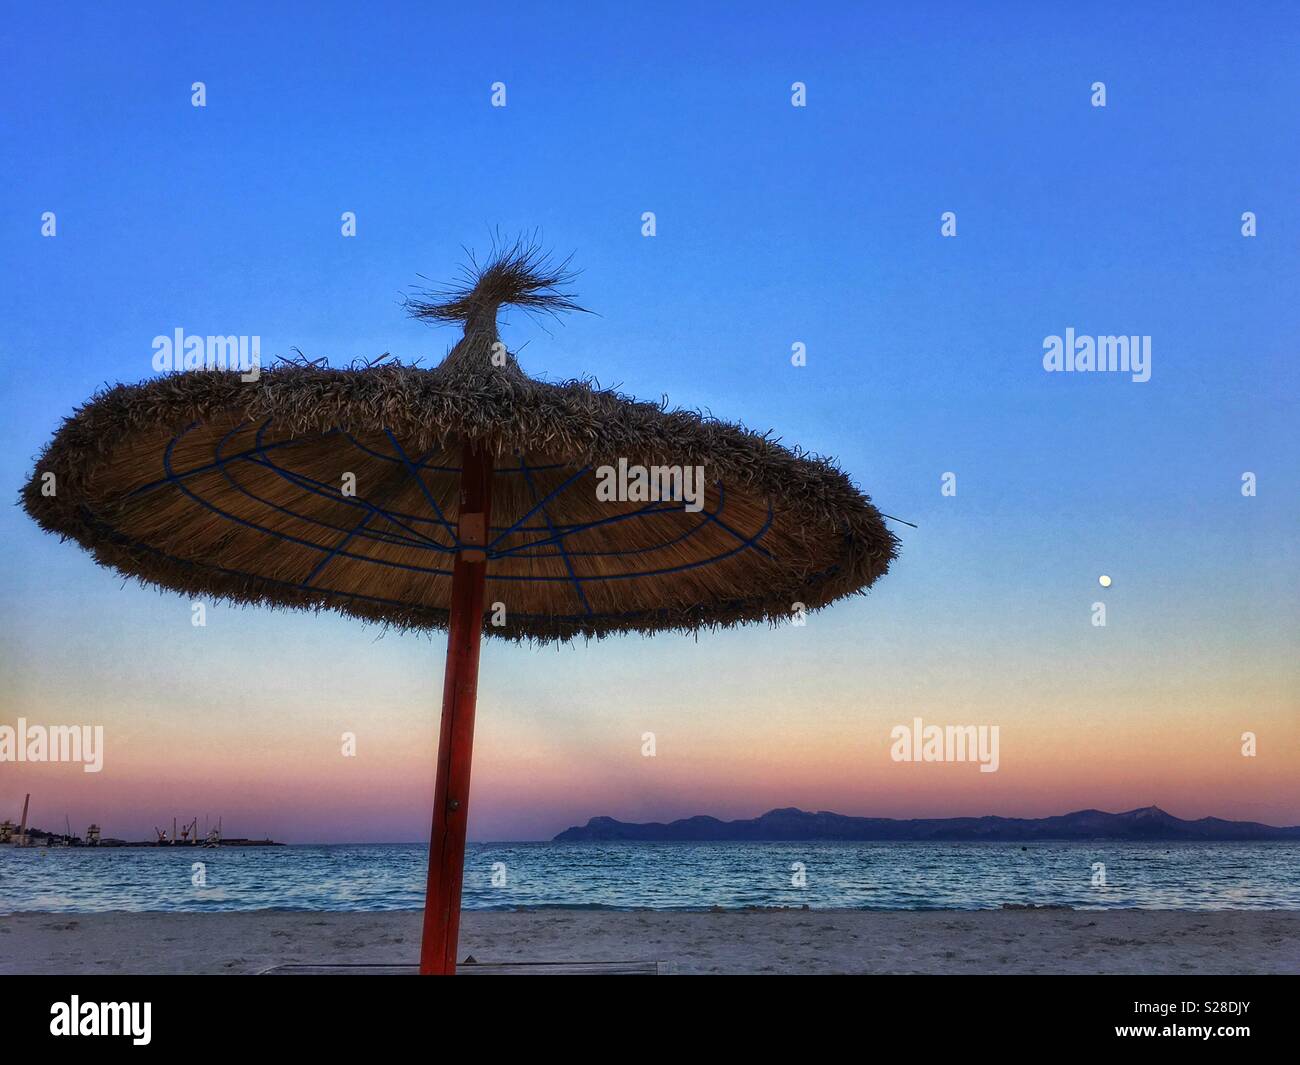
[383, 429, 456, 544]
[485, 464, 592, 550]
[301, 444, 444, 588]
[126, 427, 342, 499]
[517, 456, 592, 615]
[210, 422, 444, 555]
[158, 429, 455, 579]
[488, 504, 707, 561]
[250, 421, 454, 548]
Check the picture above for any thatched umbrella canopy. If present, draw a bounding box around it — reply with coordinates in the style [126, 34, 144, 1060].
[21, 242, 899, 972]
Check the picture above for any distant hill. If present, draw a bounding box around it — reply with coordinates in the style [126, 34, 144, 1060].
[553, 806, 1300, 842]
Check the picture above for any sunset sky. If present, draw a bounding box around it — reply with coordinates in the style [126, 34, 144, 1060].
[2, 2, 1297, 842]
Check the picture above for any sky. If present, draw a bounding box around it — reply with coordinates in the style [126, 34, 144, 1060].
[1, 1, 1297, 842]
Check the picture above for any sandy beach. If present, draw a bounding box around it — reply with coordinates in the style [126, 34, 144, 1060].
[4, 909, 1297, 975]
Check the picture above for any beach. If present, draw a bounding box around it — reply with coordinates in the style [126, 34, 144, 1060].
[5, 909, 1298, 975]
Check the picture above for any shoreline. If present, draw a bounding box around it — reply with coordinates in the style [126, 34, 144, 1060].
[5, 909, 1298, 975]
[3, 902, 1295, 915]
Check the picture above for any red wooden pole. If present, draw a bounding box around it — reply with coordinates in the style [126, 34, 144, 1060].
[419, 440, 493, 975]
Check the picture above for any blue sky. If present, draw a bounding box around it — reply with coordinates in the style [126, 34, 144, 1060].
[1, 2, 1297, 841]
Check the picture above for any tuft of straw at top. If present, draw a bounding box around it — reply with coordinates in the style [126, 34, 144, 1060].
[406, 238, 586, 327]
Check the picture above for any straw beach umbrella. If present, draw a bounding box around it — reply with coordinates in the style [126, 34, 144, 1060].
[22, 242, 899, 974]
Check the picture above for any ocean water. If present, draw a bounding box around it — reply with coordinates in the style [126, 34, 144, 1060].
[1, 841, 1297, 913]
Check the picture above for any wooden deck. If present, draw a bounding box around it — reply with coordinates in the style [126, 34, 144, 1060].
[259, 960, 662, 975]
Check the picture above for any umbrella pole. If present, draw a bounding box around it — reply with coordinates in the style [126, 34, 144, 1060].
[419, 440, 494, 975]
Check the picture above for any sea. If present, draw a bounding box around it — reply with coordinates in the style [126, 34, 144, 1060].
[2, 841, 1298, 914]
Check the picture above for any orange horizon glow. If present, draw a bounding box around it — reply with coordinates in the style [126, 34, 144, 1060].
[3, 646, 1296, 842]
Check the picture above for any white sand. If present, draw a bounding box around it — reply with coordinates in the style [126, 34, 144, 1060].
[3, 909, 1298, 974]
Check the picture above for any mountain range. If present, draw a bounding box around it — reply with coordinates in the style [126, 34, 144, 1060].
[553, 806, 1300, 842]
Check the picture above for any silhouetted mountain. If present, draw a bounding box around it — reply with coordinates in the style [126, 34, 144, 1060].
[553, 806, 1300, 842]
